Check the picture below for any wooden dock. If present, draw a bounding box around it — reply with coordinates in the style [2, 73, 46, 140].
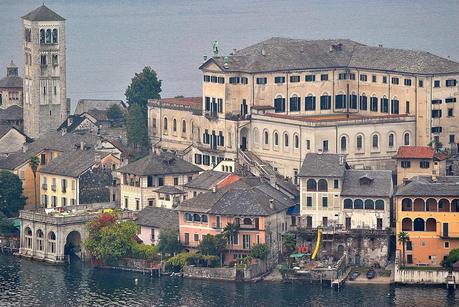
[331, 267, 352, 289]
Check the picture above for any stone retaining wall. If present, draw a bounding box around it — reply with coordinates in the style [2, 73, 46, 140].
[183, 266, 237, 281]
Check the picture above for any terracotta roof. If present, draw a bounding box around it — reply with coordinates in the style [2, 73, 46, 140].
[393, 146, 435, 159]
[160, 97, 201, 107]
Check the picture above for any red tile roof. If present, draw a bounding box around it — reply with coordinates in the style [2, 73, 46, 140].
[217, 174, 241, 189]
[393, 146, 435, 159]
[159, 97, 202, 107]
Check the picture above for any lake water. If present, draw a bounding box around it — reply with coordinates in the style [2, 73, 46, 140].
[1, 0, 459, 111]
[0, 254, 457, 306]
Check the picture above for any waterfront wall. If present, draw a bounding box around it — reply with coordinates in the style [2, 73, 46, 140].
[394, 266, 459, 284]
[183, 266, 237, 281]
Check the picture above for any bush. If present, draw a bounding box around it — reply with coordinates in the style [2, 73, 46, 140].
[442, 248, 459, 268]
[131, 243, 159, 260]
[250, 244, 269, 260]
[167, 252, 194, 269]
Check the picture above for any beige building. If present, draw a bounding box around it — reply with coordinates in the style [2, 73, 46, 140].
[0, 61, 23, 109]
[148, 38, 458, 180]
[39, 150, 120, 208]
[298, 153, 392, 230]
[117, 152, 202, 211]
[393, 146, 447, 185]
[22, 5, 69, 138]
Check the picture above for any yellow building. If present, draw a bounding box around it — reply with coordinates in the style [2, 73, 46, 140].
[395, 176, 459, 266]
[148, 38, 458, 180]
[393, 146, 447, 185]
[118, 151, 202, 211]
[0, 131, 123, 208]
[39, 150, 120, 207]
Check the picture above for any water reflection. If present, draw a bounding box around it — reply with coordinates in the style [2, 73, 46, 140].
[0, 255, 457, 306]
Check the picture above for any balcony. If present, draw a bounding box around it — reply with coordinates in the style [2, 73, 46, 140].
[211, 223, 222, 229]
[239, 224, 258, 230]
[51, 185, 56, 192]
[42, 184, 47, 190]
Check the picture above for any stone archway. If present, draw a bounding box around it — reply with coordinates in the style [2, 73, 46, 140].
[65, 231, 82, 260]
[240, 127, 249, 151]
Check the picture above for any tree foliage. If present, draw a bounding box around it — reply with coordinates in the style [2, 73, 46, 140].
[250, 244, 269, 260]
[158, 228, 181, 255]
[125, 66, 162, 107]
[84, 213, 156, 264]
[198, 234, 227, 256]
[283, 234, 297, 255]
[0, 212, 15, 235]
[442, 248, 459, 268]
[126, 104, 149, 150]
[107, 104, 124, 125]
[0, 171, 26, 217]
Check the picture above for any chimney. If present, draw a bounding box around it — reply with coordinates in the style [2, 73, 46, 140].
[22, 143, 28, 153]
[269, 199, 274, 210]
[203, 55, 207, 61]
[67, 117, 73, 127]
[261, 48, 266, 56]
[95, 153, 101, 164]
[61, 128, 67, 136]
[223, 56, 229, 69]
[339, 155, 345, 165]
[212, 186, 217, 193]
[80, 141, 85, 150]
[378, 44, 383, 48]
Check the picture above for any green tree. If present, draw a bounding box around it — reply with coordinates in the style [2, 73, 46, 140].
[126, 104, 149, 150]
[199, 234, 218, 255]
[283, 234, 296, 255]
[0, 171, 26, 217]
[0, 212, 16, 235]
[84, 213, 140, 264]
[442, 248, 459, 269]
[250, 244, 269, 260]
[28, 156, 40, 210]
[428, 140, 444, 153]
[107, 104, 124, 125]
[398, 231, 410, 267]
[125, 66, 162, 108]
[158, 228, 181, 256]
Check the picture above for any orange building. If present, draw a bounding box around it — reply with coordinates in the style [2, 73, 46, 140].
[395, 176, 459, 266]
[178, 177, 294, 264]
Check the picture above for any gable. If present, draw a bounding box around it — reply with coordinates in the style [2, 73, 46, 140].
[200, 60, 223, 72]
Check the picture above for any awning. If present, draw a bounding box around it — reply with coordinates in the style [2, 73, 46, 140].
[289, 253, 306, 258]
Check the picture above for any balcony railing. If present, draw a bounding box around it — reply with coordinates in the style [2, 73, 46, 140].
[211, 223, 222, 229]
[42, 184, 47, 190]
[51, 185, 56, 192]
[239, 224, 258, 230]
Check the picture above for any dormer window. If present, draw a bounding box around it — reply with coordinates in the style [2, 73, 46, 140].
[359, 175, 374, 185]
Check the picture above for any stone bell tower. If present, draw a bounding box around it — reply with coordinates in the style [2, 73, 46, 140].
[22, 5, 69, 138]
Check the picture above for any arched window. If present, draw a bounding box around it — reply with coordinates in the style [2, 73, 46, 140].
[305, 95, 316, 111]
[404, 132, 410, 146]
[36, 229, 44, 251]
[264, 130, 269, 145]
[452, 199, 459, 212]
[354, 199, 364, 209]
[45, 29, 52, 44]
[284, 133, 289, 147]
[359, 94, 368, 110]
[372, 134, 379, 149]
[402, 218, 412, 231]
[344, 199, 353, 209]
[193, 214, 201, 222]
[243, 218, 252, 225]
[439, 199, 450, 212]
[25, 227, 32, 249]
[294, 134, 299, 149]
[274, 95, 285, 113]
[290, 94, 301, 112]
[356, 135, 363, 150]
[375, 200, 384, 210]
[413, 218, 425, 231]
[182, 120, 186, 133]
[388, 133, 395, 148]
[173, 118, 177, 132]
[340, 136, 347, 152]
[335, 93, 346, 109]
[185, 212, 193, 221]
[426, 198, 437, 212]
[317, 179, 328, 192]
[40, 29, 45, 44]
[201, 215, 208, 223]
[273, 132, 279, 146]
[364, 199, 374, 209]
[163, 117, 168, 130]
[426, 218, 437, 232]
[307, 179, 317, 191]
[52, 29, 58, 43]
[381, 96, 389, 113]
[350, 92, 357, 109]
[402, 198, 412, 211]
[48, 231, 56, 253]
[414, 198, 425, 211]
[391, 98, 399, 114]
